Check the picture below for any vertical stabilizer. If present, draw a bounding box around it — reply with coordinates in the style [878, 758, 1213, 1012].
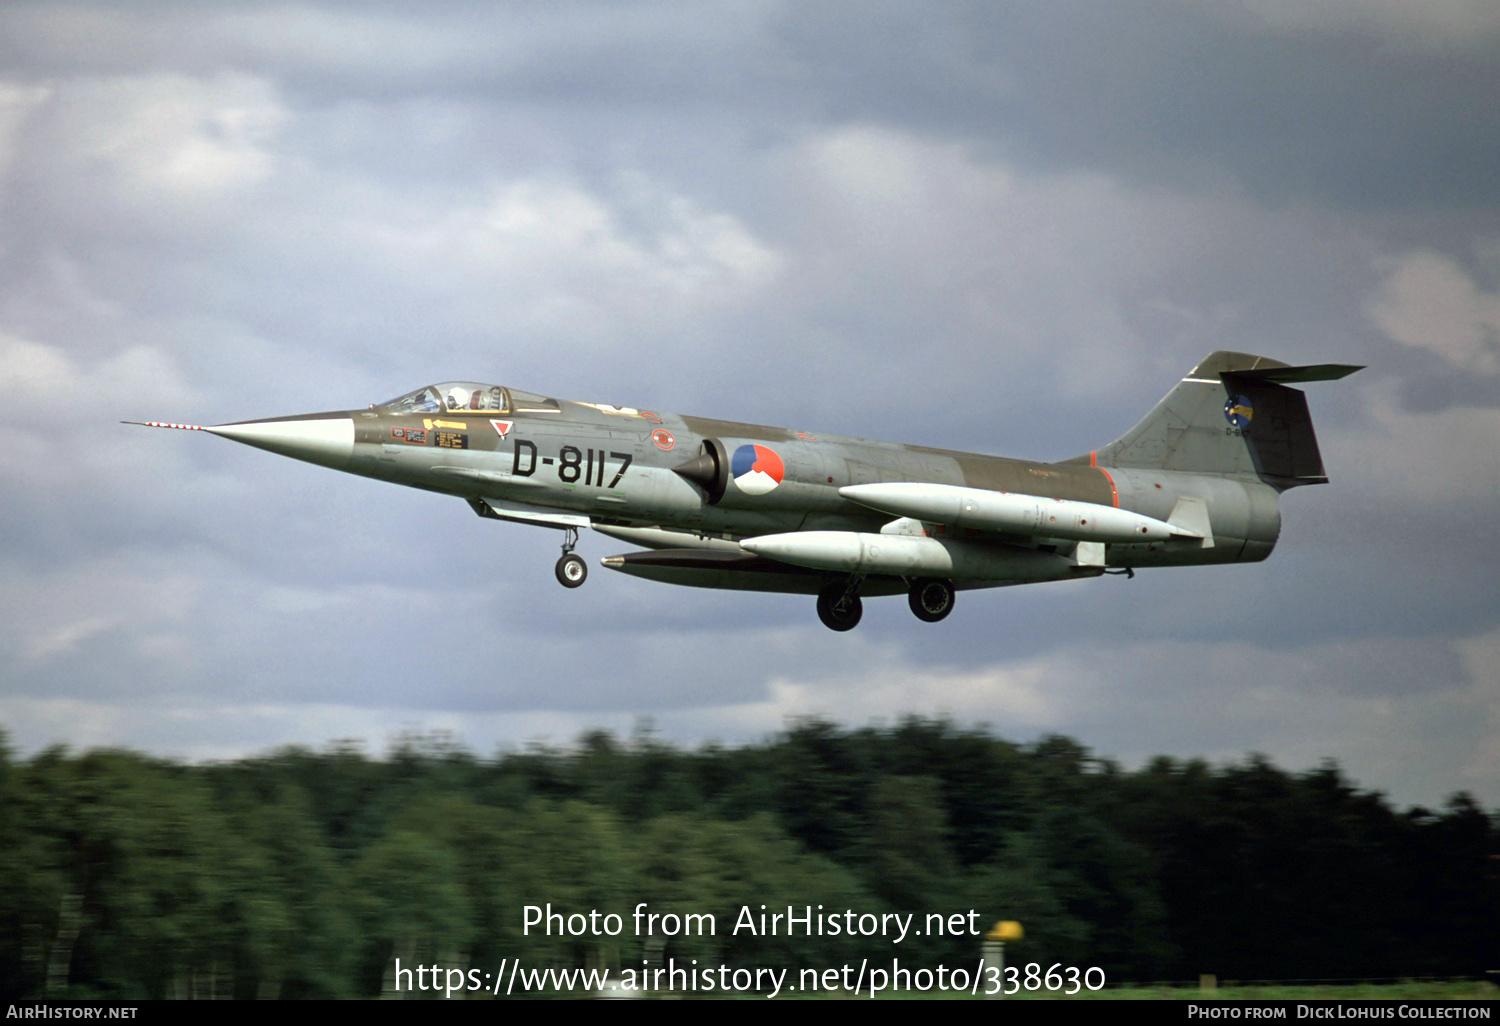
[1091, 351, 1361, 489]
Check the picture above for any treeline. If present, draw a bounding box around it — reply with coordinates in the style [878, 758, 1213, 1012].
[0, 720, 1493, 998]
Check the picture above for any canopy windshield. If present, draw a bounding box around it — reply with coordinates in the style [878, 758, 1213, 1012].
[378, 382, 508, 415]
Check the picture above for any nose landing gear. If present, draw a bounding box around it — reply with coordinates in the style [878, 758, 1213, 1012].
[555, 527, 587, 588]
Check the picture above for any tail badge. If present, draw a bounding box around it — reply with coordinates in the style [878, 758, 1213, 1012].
[1224, 395, 1254, 430]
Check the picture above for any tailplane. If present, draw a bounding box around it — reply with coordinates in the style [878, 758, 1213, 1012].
[1090, 351, 1362, 489]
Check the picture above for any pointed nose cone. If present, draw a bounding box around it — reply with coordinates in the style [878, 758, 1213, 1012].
[204, 414, 355, 471]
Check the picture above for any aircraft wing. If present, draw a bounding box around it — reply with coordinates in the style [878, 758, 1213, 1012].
[469, 496, 592, 529]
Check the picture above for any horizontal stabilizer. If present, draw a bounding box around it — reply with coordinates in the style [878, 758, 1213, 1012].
[1222, 363, 1363, 384]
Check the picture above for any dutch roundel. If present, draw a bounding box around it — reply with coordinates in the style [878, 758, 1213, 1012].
[730, 444, 785, 496]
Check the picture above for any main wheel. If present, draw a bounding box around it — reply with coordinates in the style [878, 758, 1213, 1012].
[908, 577, 955, 622]
[816, 583, 863, 631]
[556, 553, 588, 588]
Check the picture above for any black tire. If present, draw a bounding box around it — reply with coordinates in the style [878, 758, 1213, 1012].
[556, 553, 588, 588]
[908, 577, 955, 622]
[816, 583, 863, 631]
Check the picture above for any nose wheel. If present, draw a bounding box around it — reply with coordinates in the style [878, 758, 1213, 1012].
[908, 577, 955, 622]
[555, 527, 587, 588]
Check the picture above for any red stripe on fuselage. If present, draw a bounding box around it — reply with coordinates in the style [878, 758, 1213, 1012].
[1095, 465, 1119, 507]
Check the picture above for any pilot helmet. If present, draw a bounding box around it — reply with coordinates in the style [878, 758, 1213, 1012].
[446, 386, 469, 410]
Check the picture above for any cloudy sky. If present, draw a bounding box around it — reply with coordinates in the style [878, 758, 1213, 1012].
[2, 0, 1497, 810]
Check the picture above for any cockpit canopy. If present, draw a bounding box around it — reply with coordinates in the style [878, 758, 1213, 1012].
[376, 382, 559, 415]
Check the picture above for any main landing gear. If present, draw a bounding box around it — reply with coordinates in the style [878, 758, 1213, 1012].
[814, 576, 957, 630]
[816, 580, 863, 631]
[555, 526, 587, 588]
[907, 577, 956, 622]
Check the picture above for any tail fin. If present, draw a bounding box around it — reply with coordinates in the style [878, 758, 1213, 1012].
[1091, 351, 1362, 489]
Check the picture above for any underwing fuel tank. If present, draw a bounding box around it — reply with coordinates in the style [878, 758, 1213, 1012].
[739, 531, 1093, 583]
[839, 482, 1195, 543]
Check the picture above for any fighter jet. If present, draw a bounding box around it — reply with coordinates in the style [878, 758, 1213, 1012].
[129, 351, 1360, 631]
